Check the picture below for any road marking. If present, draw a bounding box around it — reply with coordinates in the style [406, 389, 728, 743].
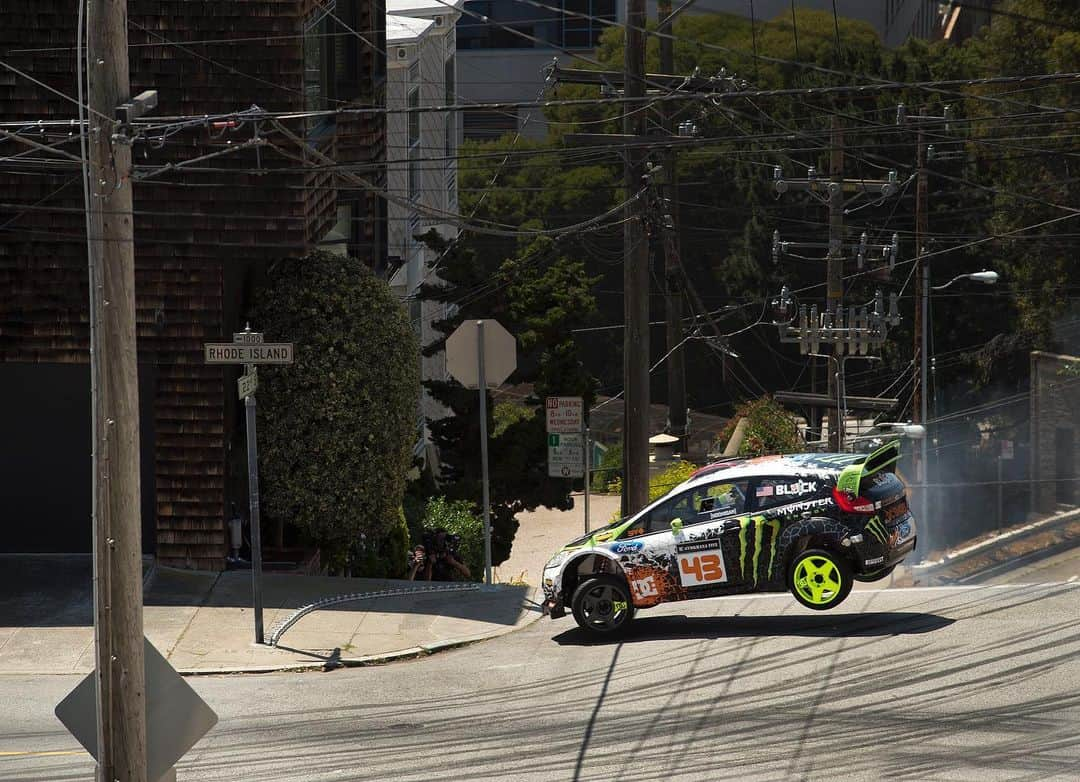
[0, 750, 86, 758]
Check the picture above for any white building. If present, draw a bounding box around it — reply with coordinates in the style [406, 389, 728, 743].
[386, 0, 464, 455]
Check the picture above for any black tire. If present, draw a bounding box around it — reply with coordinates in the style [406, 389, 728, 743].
[788, 548, 853, 611]
[854, 564, 896, 583]
[571, 575, 635, 635]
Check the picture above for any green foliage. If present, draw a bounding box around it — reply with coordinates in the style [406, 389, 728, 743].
[591, 442, 622, 493]
[415, 497, 484, 581]
[649, 461, 698, 502]
[718, 397, 802, 457]
[607, 460, 699, 522]
[252, 250, 420, 574]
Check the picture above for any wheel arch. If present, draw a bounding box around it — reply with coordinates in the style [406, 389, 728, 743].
[560, 550, 628, 602]
[779, 517, 858, 578]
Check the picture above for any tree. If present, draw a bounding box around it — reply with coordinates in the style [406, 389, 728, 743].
[252, 250, 420, 574]
[717, 396, 802, 456]
[415, 149, 608, 563]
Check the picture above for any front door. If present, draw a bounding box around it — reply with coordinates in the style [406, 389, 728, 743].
[619, 480, 750, 606]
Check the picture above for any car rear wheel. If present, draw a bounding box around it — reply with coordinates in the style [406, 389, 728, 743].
[571, 575, 635, 635]
[789, 549, 853, 610]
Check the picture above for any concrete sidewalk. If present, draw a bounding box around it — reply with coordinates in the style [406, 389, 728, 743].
[0, 560, 540, 675]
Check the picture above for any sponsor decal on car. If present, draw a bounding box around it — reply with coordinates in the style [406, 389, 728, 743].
[610, 541, 644, 555]
[760, 497, 832, 520]
[775, 480, 818, 496]
[675, 539, 728, 586]
[630, 575, 658, 599]
[865, 516, 889, 545]
[737, 516, 782, 586]
[864, 556, 885, 566]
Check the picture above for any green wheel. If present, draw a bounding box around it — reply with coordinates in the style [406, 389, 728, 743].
[788, 549, 853, 611]
[571, 575, 635, 635]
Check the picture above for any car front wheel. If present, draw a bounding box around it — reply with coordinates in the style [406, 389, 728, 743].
[571, 575, 635, 635]
[788, 548, 853, 611]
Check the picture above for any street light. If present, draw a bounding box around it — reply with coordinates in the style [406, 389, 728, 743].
[932, 270, 999, 291]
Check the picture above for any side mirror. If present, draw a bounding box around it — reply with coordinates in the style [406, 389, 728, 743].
[671, 518, 683, 535]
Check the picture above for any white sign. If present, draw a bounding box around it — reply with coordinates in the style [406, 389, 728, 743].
[233, 331, 264, 344]
[548, 432, 584, 478]
[204, 343, 294, 364]
[56, 638, 218, 782]
[445, 320, 516, 389]
[238, 370, 258, 400]
[545, 396, 583, 434]
[1001, 440, 1014, 460]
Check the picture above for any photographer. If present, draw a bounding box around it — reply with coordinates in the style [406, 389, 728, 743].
[426, 528, 471, 581]
[406, 544, 428, 581]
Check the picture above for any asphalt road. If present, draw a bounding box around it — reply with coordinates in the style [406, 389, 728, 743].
[4, 582, 1080, 782]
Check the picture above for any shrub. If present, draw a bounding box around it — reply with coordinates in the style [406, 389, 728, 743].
[591, 442, 622, 493]
[416, 497, 484, 581]
[716, 396, 801, 457]
[252, 250, 421, 574]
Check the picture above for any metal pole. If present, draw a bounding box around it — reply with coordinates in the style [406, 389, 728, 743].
[87, 0, 146, 772]
[997, 456, 1004, 534]
[477, 321, 493, 585]
[584, 426, 591, 534]
[914, 114, 930, 545]
[244, 383, 265, 644]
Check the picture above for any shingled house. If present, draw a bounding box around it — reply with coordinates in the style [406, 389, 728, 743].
[0, 0, 387, 568]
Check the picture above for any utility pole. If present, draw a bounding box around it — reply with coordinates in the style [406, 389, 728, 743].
[913, 109, 929, 540]
[827, 115, 844, 450]
[87, 0, 148, 775]
[658, 0, 687, 448]
[622, 0, 650, 516]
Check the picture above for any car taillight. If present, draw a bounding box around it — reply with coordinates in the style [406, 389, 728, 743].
[832, 486, 876, 514]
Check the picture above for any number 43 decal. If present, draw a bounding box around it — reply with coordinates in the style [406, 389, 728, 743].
[677, 551, 728, 586]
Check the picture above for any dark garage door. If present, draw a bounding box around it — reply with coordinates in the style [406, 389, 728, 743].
[0, 362, 156, 553]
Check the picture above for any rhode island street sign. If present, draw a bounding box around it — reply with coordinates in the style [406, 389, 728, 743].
[204, 343, 293, 364]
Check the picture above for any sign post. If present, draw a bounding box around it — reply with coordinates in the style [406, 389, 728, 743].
[446, 319, 516, 585]
[584, 426, 591, 534]
[204, 325, 293, 643]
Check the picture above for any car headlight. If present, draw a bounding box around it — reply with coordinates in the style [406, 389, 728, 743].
[545, 550, 570, 570]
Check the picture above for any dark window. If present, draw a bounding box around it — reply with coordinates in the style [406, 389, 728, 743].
[458, 0, 614, 50]
[445, 54, 456, 105]
[751, 477, 826, 511]
[408, 86, 420, 200]
[626, 481, 749, 536]
[304, 5, 337, 134]
[462, 109, 517, 140]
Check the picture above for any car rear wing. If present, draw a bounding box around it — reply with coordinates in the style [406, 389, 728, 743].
[835, 440, 901, 496]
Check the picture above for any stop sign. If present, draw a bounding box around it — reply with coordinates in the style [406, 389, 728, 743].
[446, 319, 517, 389]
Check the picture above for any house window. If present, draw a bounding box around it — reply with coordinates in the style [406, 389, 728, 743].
[408, 85, 420, 201]
[462, 108, 517, 141]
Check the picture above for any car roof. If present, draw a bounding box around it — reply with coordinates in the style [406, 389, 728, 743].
[682, 452, 866, 489]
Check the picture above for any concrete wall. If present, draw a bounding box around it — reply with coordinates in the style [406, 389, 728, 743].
[1030, 351, 1080, 515]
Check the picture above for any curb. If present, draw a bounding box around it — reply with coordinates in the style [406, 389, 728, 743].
[914, 507, 1080, 584]
[175, 585, 546, 676]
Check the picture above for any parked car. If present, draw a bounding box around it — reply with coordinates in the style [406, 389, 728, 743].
[541, 441, 915, 635]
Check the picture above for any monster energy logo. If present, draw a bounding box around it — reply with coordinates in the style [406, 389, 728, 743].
[865, 516, 889, 545]
[738, 517, 783, 586]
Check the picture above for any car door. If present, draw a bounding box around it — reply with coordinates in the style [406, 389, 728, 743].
[620, 480, 750, 604]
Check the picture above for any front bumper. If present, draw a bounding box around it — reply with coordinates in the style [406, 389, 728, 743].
[542, 566, 565, 618]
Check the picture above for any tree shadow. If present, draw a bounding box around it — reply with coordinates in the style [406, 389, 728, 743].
[551, 611, 955, 646]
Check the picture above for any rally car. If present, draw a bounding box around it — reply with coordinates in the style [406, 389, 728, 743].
[542, 441, 916, 635]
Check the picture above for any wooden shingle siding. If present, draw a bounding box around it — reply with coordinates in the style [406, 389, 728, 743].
[1, 0, 386, 569]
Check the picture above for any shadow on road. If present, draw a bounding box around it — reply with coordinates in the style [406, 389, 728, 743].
[551, 611, 954, 645]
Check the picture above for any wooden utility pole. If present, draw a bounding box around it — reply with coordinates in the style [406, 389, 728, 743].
[87, 0, 148, 775]
[658, 0, 687, 447]
[622, 0, 650, 516]
[826, 115, 844, 451]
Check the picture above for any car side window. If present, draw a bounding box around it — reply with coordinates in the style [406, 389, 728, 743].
[752, 476, 825, 510]
[631, 481, 749, 535]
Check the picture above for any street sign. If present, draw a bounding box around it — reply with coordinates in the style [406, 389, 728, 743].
[204, 343, 293, 364]
[445, 319, 516, 389]
[56, 638, 218, 782]
[238, 369, 258, 400]
[232, 331, 264, 344]
[548, 432, 585, 478]
[546, 396, 583, 433]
